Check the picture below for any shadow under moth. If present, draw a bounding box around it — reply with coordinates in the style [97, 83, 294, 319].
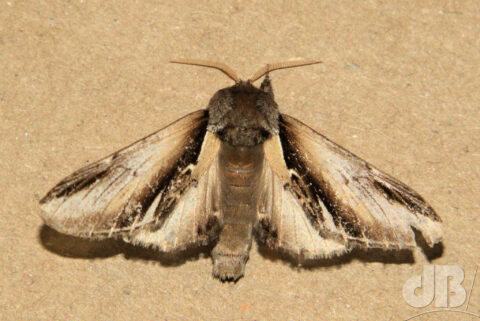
[40, 59, 442, 281]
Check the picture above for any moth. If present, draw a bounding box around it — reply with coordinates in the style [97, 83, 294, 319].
[40, 59, 443, 281]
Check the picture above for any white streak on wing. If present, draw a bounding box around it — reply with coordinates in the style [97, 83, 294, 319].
[141, 189, 163, 227]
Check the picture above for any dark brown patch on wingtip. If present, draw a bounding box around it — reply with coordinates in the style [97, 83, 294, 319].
[40, 165, 110, 204]
[373, 179, 440, 222]
[374, 180, 410, 205]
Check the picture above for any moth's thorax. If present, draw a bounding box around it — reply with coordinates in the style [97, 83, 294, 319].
[207, 80, 279, 147]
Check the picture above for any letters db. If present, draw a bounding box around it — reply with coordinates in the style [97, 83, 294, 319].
[403, 265, 467, 308]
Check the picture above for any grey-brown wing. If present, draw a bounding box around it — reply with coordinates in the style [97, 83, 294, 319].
[257, 114, 442, 259]
[40, 110, 223, 251]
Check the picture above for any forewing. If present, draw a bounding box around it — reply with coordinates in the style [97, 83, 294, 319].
[258, 114, 442, 258]
[40, 110, 222, 250]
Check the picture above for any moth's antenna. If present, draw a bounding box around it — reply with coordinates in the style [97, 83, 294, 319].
[249, 60, 322, 83]
[170, 59, 240, 83]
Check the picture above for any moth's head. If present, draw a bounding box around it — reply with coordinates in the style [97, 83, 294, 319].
[171, 59, 321, 147]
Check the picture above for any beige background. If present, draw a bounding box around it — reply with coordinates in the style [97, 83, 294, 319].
[1, 1, 479, 320]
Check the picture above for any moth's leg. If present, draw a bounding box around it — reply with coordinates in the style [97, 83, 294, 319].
[211, 203, 254, 281]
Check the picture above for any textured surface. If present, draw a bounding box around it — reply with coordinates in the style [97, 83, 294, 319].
[1, 1, 479, 320]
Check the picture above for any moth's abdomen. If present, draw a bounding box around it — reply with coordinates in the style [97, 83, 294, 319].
[222, 151, 263, 187]
[212, 142, 264, 281]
